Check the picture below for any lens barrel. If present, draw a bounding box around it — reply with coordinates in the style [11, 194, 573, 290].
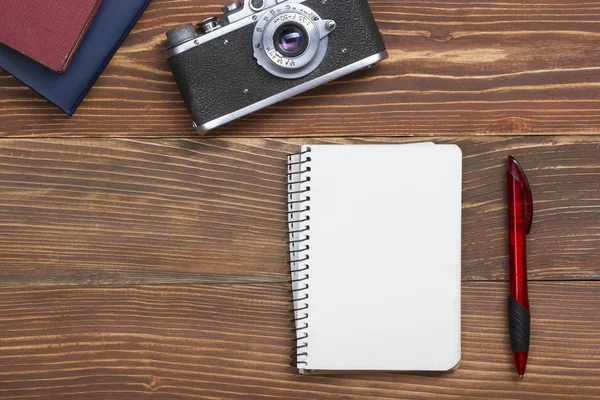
[274, 23, 309, 57]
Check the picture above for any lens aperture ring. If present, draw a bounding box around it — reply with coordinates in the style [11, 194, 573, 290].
[252, 2, 334, 79]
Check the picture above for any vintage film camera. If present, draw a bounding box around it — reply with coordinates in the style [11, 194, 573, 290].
[166, 0, 387, 132]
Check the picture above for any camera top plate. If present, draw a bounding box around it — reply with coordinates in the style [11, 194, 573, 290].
[166, 0, 309, 59]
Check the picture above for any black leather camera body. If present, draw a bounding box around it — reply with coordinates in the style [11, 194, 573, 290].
[166, 0, 387, 132]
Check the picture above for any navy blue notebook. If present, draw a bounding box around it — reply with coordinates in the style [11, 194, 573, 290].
[0, 0, 151, 115]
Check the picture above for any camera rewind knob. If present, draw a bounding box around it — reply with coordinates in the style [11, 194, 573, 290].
[166, 24, 197, 48]
[198, 16, 222, 34]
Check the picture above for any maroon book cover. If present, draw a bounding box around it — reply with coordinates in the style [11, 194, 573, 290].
[0, 0, 103, 74]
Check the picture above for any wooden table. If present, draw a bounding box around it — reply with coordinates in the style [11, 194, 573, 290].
[1, 0, 599, 398]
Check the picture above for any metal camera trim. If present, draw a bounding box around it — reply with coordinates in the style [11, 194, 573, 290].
[196, 51, 388, 132]
[253, 3, 335, 79]
[165, 0, 305, 59]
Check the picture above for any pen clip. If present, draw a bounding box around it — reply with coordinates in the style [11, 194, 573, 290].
[508, 156, 534, 234]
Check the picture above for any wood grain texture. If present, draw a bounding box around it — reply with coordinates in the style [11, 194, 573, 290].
[0, 282, 599, 400]
[0, 136, 597, 285]
[1, 0, 600, 137]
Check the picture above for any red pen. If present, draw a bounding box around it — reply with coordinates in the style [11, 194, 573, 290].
[507, 156, 533, 380]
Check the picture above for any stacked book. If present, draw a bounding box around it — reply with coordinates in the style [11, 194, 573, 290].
[0, 0, 152, 115]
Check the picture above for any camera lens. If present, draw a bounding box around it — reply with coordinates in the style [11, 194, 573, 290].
[274, 23, 309, 57]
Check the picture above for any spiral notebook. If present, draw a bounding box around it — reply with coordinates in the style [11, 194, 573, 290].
[287, 143, 462, 374]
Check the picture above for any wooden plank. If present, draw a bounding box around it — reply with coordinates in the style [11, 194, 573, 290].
[0, 281, 598, 399]
[1, 0, 600, 137]
[0, 136, 597, 285]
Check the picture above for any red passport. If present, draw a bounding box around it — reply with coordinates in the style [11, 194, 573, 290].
[0, 0, 103, 73]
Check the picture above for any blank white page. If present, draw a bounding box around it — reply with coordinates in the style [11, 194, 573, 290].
[302, 144, 462, 372]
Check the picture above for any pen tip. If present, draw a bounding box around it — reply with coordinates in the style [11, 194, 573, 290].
[519, 375, 524, 380]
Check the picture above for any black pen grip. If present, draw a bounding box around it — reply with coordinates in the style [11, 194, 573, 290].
[508, 296, 531, 352]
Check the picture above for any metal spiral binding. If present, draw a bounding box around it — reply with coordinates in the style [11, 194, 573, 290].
[286, 147, 312, 368]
